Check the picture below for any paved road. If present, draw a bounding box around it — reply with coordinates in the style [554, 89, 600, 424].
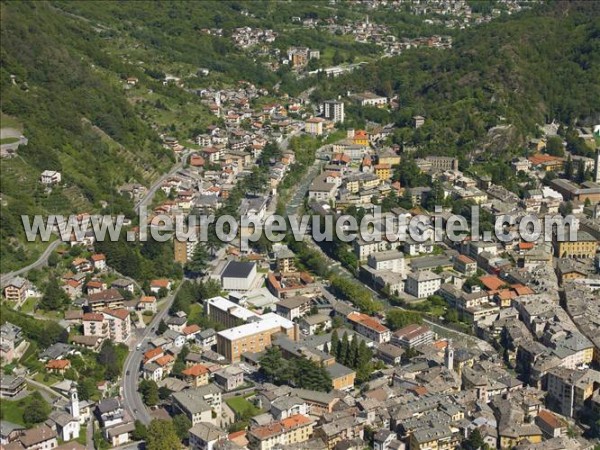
[25, 376, 68, 400]
[121, 284, 182, 425]
[0, 240, 62, 287]
[134, 151, 190, 213]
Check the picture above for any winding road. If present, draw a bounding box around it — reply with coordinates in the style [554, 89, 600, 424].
[0, 240, 62, 287]
[121, 283, 181, 425]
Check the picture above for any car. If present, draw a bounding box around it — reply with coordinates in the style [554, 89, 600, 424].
[136, 343, 142, 350]
[126, 370, 130, 376]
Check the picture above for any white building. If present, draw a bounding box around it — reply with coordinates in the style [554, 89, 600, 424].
[220, 261, 258, 291]
[405, 271, 442, 299]
[41, 170, 62, 184]
[322, 100, 345, 123]
[367, 250, 405, 274]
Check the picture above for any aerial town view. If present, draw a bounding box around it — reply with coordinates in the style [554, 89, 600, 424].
[0, 1, 599, 450]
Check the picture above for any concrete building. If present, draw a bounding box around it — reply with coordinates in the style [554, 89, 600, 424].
[82, 309, 131, 344]
[405, 271, 442, 298]
[347, 312, 391, 344]
[217, 313, 296, 362]
[247, 414, 313, 450]
[221, 261, 258, 291]
[189, 422, 227, 450]
[546, 367, 600, 417]
[391, 324, 435, 349]
[322, 100, 344, 123]
[275, 296, 312, 321]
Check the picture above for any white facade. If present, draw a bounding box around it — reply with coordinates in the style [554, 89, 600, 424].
[405, 271, 442, 299]
[323, 100, 345, 123]
[41, 170, 62, 184]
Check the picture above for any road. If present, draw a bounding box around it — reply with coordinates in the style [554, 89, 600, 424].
[121, 283, 182, 425]
[282, 146, 492, 352]
[134, 151, 190, 213]
[0, 240, 62, 287]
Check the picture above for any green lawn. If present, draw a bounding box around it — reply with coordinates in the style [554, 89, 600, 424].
[20, 297, 37, 314]
[0, 137, 19, 144]
[0, 398, 26, 425]
[0, 112, 23, 130]
[226, 396, 261, 418]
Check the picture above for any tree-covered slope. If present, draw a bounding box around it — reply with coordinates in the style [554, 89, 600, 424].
[312, 1, 600, 155]
[0, 1, 173, 269]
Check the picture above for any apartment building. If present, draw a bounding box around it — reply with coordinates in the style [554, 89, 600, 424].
[546, 367, 600, 418]
[347, 312, 391, 344]
[391, 324, 435, 349]
[3, 277, 29, 303]
[205, 296, 259, 328]
[405, 271, 442, 299]
[82, 309, 131, 343]
[322, 100, 344, 123]
[248, 414, 313, 450]
[275, 296, 312, 321]
[217, 313, 296, 362]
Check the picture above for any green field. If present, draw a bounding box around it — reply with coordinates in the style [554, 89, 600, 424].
[226, 395, 261, 418]
[0, 398, 26, 425]
[0, 137, 19, 144]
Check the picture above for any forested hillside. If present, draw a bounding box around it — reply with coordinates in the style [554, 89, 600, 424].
[0, 2, 174, 268]
[312, 1, 600, 157]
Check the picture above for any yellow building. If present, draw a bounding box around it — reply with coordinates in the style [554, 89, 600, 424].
[499, 427, 542, 449]
[248, 414, 313, 450]
[216, 313, 296, 362]
[353, 129, 369, 146]
[409, 425, 457, 450]
[374, 163, 392, 181]
[556, 231, 598, 258]
[182, 364, 210, 387]
[327, 363, 356, 391]
[305, 117, 325, 136]
[379, 154, 401, 166]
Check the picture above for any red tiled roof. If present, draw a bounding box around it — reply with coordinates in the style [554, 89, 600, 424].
[182, 364, 209, 377]
[46, 359, 70, 370]
[182, 324, 201, 335]
[103, 308, 129, 321]
[82, 313, 104, 322]
[479, 275, 505, 291]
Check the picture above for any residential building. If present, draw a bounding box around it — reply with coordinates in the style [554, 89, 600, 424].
[248, 414, 313, 450]
[405, 271, 442, 298]
[377, 343, 405, 366]
[172, 385, 222, 426]
[327, 362, 356, 391]
[367, 250, 405, 274]
[189, 422, 227, 450]
[41, 170, 62, 184]
[546, 367, 600, 417]
[275, 296, 312, 321]
[87, 289, 125, 311]
[391, 324, 434, 349]
[305, 117, 326, 136]
[347, 312, 391, 344]
[216, 313, 296, 362]
[0, 374, 26, 399]
[322, 100, 344, 123]
[409, 425, 456, 450]
[82, 309, 131, 343]
[3, 277, 28, 303]
[214, 366, 245, 391]
[182, 364, 210, 387]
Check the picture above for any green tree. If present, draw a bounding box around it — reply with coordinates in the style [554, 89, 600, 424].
[132, 420, 148, 441]
[40, 277, 70, 310]
[173, 414, 192, 442]
[186, 244, 210, 275]
[545, 137, 565, 157]
[157, 319, 168, 335]
[139, 379, 160, 407]
[385, 310, 423, 331]
[146, 420, 181, 450]
[464, 427, 488, 450]
[23, 392, 51, 426]
[330, 330, 339, 356]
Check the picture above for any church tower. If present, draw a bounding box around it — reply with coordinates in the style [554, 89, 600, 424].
[70, 382, 80, 419]
[444, 339, 454, 372]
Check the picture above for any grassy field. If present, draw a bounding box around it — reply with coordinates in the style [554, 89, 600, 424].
[0, 112, 23, 130]
[0, 137, 19, 144]
[0, 398, 26, 425]
[226, 395, 261, 418]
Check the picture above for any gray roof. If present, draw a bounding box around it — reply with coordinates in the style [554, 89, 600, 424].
[189, 422, 227, 442]
[326, 362, 355, 379]
[222, 261, 255, 279]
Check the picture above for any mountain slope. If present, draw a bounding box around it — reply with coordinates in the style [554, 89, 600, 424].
[0, 1, 173, 270]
